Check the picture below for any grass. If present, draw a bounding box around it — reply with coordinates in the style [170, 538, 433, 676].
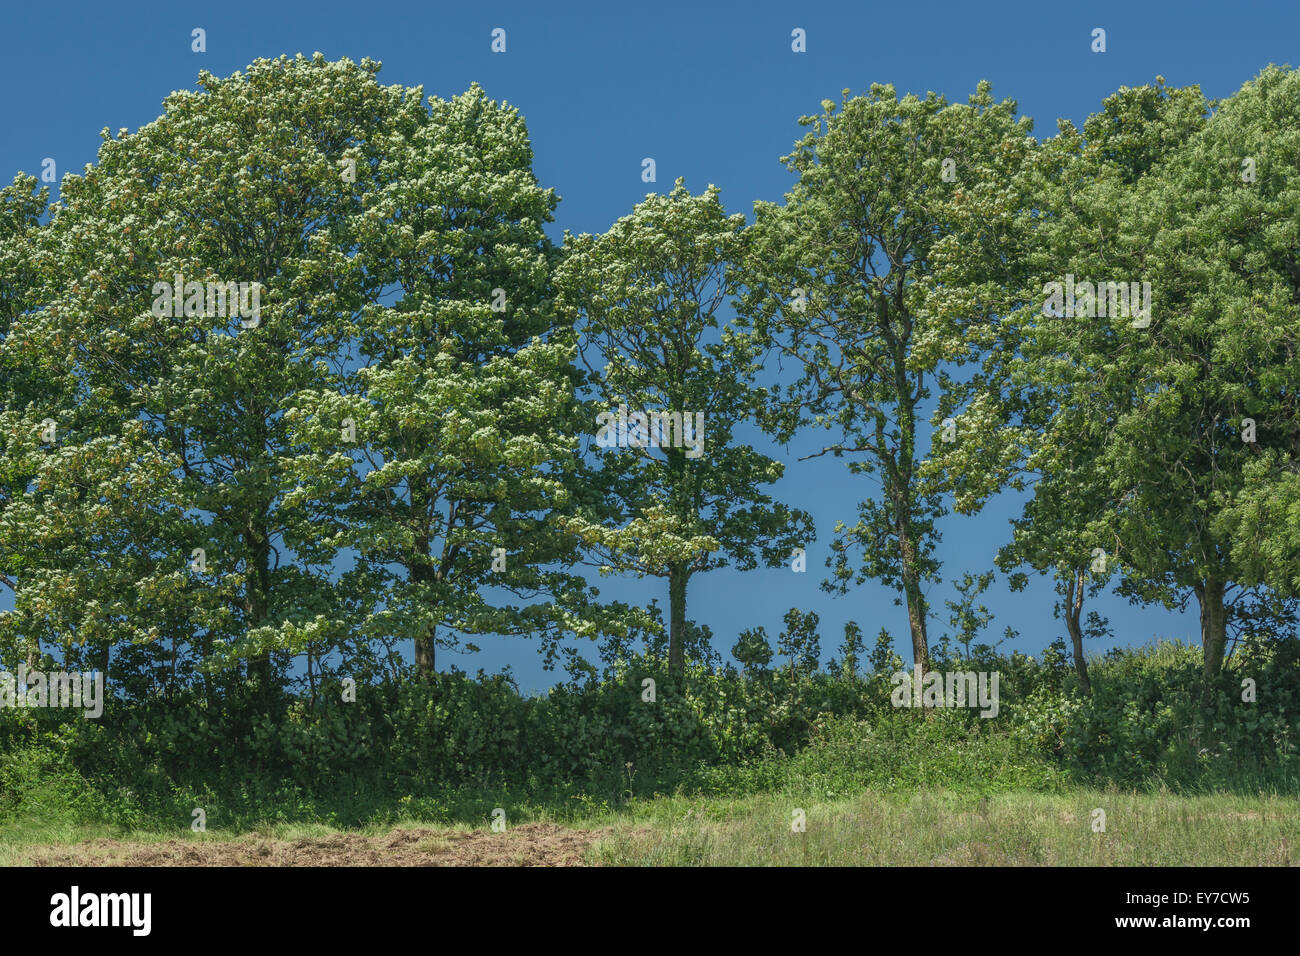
[589, 789, 1300, 865]
[2, 787, 1296, 866]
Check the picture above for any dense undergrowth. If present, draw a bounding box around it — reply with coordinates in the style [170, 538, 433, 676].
[1, 636, 1296, 833]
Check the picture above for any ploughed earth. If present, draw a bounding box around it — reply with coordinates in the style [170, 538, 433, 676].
[24, 823, 619, 867]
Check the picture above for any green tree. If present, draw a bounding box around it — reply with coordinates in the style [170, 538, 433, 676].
[282, 83, 622, 681]
[1115, 68, 1300, 702]
[0, 173, 50, 610]
[777, 607, 821, 678]
[738, 82, 1031, 673]
[13, 55, 426, 710]
[927, 73, 1300, 708]
[0, 172, 56, 673]
[922, 81, 1212, 698]
[1, 170, 204, 696]
[1195, 67, 1300, 617]
[731, 625, 773, 675]
[556, 180, 813, 679]
[836, 620, 864, 678]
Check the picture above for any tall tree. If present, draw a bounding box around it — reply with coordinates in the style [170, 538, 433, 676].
[928, 74, 1300, 706]
[0, 173, 51, 607]
[1196, 67, 1300, 612]
[1110, 69, 1300, 701]
[0, 173, 56, 672]
[921, 116, 1122, 696]
[1, 171, 202, 694]
[556, 180, 812, 679]
[282, 84, 626, 680]
[16, 55, 423, 709]
[738, 83, 1031, 672]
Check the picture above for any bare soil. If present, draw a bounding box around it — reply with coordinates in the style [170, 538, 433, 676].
[22, 822, 613, 867]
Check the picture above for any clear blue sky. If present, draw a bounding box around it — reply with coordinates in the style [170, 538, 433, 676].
[2, 0, 1294, 692]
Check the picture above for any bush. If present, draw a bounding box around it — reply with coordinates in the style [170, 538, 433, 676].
[0, 637, 1295, 830]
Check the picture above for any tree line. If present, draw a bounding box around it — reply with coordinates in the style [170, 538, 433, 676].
[2, 54, 1298, 715]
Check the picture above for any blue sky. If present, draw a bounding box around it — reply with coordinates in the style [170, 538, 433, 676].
[2, 0, 1295, 692]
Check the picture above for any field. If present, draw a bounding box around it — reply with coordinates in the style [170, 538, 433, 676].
[7, 789, 1297, 867]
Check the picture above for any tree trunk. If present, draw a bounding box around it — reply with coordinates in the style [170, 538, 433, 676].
[415, 625, 436, 679]
[1064, 567, 1092, 696]
[1196, 577, 1228, 711]
[668, 563, 688, 679]
[200, 629, 213, 708]
[244, 524, 274, 710]
[896, 525, 929, 672]
[410, 478, 438, 681]
[887, 319, 928, 674]
[411, 524, 437, 679]
[306, 643, 316, 709]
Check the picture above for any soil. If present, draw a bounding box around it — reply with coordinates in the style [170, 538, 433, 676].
[23, 822, 612, 867]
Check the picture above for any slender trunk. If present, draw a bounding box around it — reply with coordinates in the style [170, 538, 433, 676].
[1196, 578, 1228, 711]
[244, 524, 274, 709]
[307, 643, 316, 709]
[201, 630, 213, 708]
[386, 640, 402, 683]
[22, 638, 42, 699]
[887, 312, 927, 673]
[668, 563, 688, 679]
[1064, 568, 1092, 696]
[896, 523, 929, 672]
[411, 478, 437, 681]
[412, 537, 437, 679]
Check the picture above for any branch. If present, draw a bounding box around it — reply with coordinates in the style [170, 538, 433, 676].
[798, 443, 877, 462]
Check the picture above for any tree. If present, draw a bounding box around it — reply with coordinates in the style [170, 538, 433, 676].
[0, 172, 56, 673]
[738, 82, 1031, 673]
[555, 180, 813, 679]
[732, 625, 773, 675]
[923, 80, 1205, 697]
[282, 83, 622, 681]
[927, 73, 1300, 708]
[1197, 68, 1300, 615]
[12, 55, 429, 710]
[777, 607, 820, 678]
[1, 171, 204, 696]
[0, 174, 50, 614]
[1112, 68, 1300, 702]
[836, 620, 864, 678]
[936, 570, 996, 662]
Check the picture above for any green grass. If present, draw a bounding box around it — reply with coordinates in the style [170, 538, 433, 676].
[3, 787, 1295, 866]
[588, 789, 1300, 865]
